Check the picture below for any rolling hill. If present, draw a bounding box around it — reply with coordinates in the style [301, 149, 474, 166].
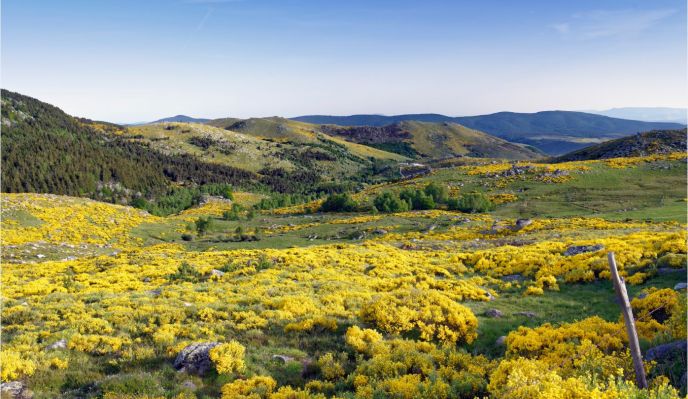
[292, 111, 685, 155]
[0, 90, 403, 214]
[208, 117, 541, 160]
[125, 120, 406, 190]
[553, 129, 687, 162]
[320, 120, 543, 160]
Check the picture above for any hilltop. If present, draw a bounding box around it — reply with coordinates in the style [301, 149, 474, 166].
[151, 115, 211, 124]
[208, 117, 541, 160]
[553, 130, 687, 163]
[320, 120, 542, 159]
[293, 111, 685, 155]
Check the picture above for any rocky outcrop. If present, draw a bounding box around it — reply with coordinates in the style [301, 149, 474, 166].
[173, 342, 219, 376]
[0, 381, 32, 399]
[645, 340, 687, 363]
[563, 244, 604, 256]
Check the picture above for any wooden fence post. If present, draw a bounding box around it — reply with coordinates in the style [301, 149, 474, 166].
[607, 251, 648, 389]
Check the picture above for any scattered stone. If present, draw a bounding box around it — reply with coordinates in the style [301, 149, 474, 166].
[146, 288, 162, 297]
[515, 311, 537, 318]
[272, 354, 295, 363]
[181, 381, 197, 390]
[36, 254, 45, 259]
[426, 224, 437, 232]
[46, 339, 67, 350]
[563, 244, 604, 256]
[210, 269, 225, 278]
[484, 309, 503, 318]
[143, 277, 151, 283]
[512, 219, 532, 231]
[0, 381, 32, 399]
[62, 256, 77, 261]
[501, 274, 525, 283]
[174, 342, 220, 376]
[645, 340, 687, 362]
[372, 229, 388, 236]
[484, 291, 495, 301]
[495, 336, 507, 346]
[674, 282, 687, 291]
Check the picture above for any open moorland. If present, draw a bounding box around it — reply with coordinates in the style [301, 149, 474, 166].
[2, 137, 687, 398]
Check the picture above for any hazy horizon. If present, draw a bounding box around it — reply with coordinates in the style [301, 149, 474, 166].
[2, 0, 687, 122]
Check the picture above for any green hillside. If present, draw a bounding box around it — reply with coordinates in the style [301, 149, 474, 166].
[210, 117, 542, 160]
[321, 121, 543, 160]
[207, 116, 409, 161]
[126, 121, 406, 184]
[0, 90, 257, 208]
[553, 129, 687, 162]
[0, 90, 402, 215]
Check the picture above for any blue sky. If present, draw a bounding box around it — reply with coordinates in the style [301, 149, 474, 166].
[2, 0, 686, 122]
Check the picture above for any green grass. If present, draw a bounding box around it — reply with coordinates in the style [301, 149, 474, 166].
[467, 272, 685, 357]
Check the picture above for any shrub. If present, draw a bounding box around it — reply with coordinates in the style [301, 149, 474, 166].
[447, 193, 495, 213]
[360, 289, 478, 344]
[316, 352, 346, 381]
[320, 193, 358, 212]
[399, 188, 435, 210]
[181, 233, 193, 241]
[373, 192, 410, 213]
[209, 341, 246, 374]
[424, 182, 448, 204]
[169, 262, 201, 282]
[195, 216, 213, 235]
[220, 376, 277, 399]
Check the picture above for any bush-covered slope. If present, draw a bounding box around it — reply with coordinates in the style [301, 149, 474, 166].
[1, 90, 257, 204]
[291, 112, 686, 155]
[321, 121, 543, 160]
[553, 130, 687, 162]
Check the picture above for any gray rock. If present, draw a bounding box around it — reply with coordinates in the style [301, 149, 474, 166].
[645, 340, 687, 362]
[674, 282, 687, 291]
[36, 254, 45, 259]
[210, 269, 225, 278]
[484, 309, 503, 318]
[146, 288, 162, 297]
[272, 354, 295, 363]
[181, 380, 197, 390]
[372, 229, 388, 236]
[563, 244, 604, 256]
[174, 342, 220, 376]
[515, 311, 537, 318]
[0, 381, 32, 399]
[484, 290, 495, 301]
[46, 338, 67, 350]
[495, 336, 507, 346]
[512, 219, 532, 231]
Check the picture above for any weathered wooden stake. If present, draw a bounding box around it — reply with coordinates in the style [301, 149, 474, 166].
[607, 251, 648, 389]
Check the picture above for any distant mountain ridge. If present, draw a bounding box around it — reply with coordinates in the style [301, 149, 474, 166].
[152, 115, 210, 124]
[292, 111, 685, 155]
